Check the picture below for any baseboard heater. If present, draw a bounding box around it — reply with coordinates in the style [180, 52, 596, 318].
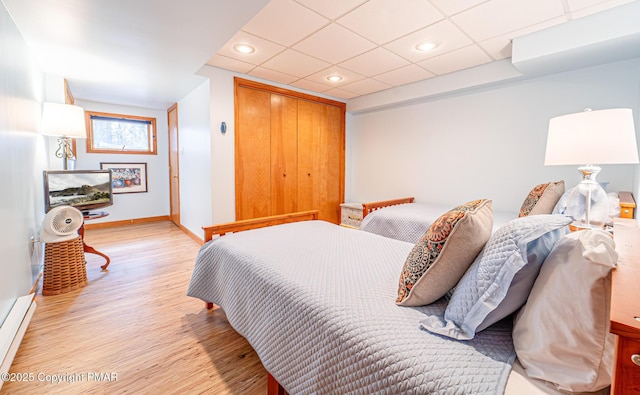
[0, 294, 36, 391]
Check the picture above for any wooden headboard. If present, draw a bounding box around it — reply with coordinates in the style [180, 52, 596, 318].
[362, 197, 415, 219]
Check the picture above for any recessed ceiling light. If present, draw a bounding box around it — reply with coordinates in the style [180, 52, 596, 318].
[233, 44, 255, 54]
[415, 41, 438, 52]
[327, 75, 343, 82]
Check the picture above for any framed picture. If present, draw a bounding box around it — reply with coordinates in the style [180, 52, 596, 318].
[100, 162, 148, 194]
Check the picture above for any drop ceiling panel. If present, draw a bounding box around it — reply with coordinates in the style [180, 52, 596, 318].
[337, 0, 445, 45]
[323, 87, 360, 99]
[373, 64, 436, 86]
[478, 16, 566, 60]
[339, 47, 410, 77]
[418, 45, 493, 75]
[383, 19, 474, 63]
[206, 54, 256, 74]
[293, 23, 377, 64]
[294, 0, 368, 20]
[451, 0, 567, 42]
[262, 49, 330, 78]
[217, 31, 285, 65]
[249, 67, 298, 84]
[428, 0, 491, 16]
[242, 0, 329, 46]
[568, 0, 635, 17]
[304, 65, 366, 88]
[340, 78, 392, 96]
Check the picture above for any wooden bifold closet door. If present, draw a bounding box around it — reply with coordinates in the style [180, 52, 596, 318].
[234, 78, 345, 224]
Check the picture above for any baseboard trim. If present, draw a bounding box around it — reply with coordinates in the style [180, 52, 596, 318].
[177, 224, 204, 246]
[0, 294, 36, 391]
[83, 215, 170, 230]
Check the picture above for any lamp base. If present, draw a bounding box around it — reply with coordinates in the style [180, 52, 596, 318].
[565, 165, 609, 230]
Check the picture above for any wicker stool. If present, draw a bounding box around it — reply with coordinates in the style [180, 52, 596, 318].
[43, 235, 88, 296]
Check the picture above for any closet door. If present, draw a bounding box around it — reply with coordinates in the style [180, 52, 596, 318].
[270, 94, 298, 215]
[298, 100, 342, 224]
[235, 87, 272, 220]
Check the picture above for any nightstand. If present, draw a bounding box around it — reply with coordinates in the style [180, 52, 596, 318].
[618, 191, 636, 219]
[340, 202, 363, 229]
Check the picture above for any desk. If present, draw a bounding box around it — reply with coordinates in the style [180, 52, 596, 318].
[80, 211, 111, 270]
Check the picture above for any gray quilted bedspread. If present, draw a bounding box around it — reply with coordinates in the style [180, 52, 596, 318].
[187, 220, 516, 395]
[360, 203, 517, 243]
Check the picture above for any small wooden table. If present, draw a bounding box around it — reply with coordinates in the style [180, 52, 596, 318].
[79, 211, 111, 270]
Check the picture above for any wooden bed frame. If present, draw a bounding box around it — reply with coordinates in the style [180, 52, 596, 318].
[361, 196, 414, 218]
[199, 201, 639, 395]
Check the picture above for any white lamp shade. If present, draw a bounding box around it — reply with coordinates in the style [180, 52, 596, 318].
[41, 102, 87, 138]
[544, 108, 639, 165]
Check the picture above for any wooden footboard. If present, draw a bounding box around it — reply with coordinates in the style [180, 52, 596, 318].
[201, 210, 319, 311]
[362, 197, 414, 218]
[202, 210, 319, 242]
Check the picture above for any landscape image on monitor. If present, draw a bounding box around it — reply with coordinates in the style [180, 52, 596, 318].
[45, 170, 113, 213]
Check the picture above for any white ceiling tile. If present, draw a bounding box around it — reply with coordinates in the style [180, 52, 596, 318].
[477, 37, 512, 60]
[249, 67, 299, 84]
[339, 47, 410, 76]
[452, 0, 566, 42]
[290, 79, 333, 92]
[242, 0, 329, 46]
[217, 31, 286, 65]
[206, 54, 256, 74]
[384, 19, 474, 63]
[339, 78, 392, 95]
[478, 16, 566, 60]
[305, 65, 366, 88]
[293, 24, 376, 64]
[337, 0, 445, 45]
[262, 49, 330, 78]
[428, 0, 491, 16]
[418, 45, 493, 75]
[323, 87, 360, 99]
[373, 64, 436, 86]
[568, 0, 635, 18]
[294, 0, 368, 19]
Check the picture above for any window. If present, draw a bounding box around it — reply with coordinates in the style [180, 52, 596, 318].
[85, 111, 157, 154]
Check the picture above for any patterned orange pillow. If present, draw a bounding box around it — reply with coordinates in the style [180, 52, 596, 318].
[396, 199, 493, 306]
[519, 181, 565, 217]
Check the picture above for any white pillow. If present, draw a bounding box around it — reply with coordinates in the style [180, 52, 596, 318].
[513, 229, 618, 393]
[419, 215, 570, 340]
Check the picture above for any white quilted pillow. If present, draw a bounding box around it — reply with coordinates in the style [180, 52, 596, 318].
[513, 229, 617, 392]
[420, 214, 570, 340]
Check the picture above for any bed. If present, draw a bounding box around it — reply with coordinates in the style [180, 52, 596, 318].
[188, 206, 640, 395]
[360, 198, 517, 243]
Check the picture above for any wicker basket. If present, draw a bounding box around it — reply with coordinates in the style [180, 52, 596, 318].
[43, 235, 88, 296]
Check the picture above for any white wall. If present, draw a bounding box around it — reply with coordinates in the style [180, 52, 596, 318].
[348, 58, 640, 213]
[0, 4, 46, 324]
[175, 80, 213, 236]
[203, 67, 237, 224]
[73, 100, 170, 223]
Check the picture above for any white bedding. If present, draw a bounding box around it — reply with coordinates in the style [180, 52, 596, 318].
[360, 202, 517, 243]
[188, 221, 519, 394]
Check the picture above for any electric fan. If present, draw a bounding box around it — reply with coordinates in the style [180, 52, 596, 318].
[41, 206, 84, 243]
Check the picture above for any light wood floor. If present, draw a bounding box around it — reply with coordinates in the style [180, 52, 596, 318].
[3, 221, 267, 395]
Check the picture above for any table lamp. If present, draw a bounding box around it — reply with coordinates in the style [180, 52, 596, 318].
[41, 102, 87, 170]
[544, 108, 639, 230]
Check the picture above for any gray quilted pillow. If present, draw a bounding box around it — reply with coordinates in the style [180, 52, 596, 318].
[420, 214, 571, 340]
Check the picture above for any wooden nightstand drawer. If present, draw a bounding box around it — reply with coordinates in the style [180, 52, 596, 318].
[340, 202, 363, 229]
[619, 191, 636, 219]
